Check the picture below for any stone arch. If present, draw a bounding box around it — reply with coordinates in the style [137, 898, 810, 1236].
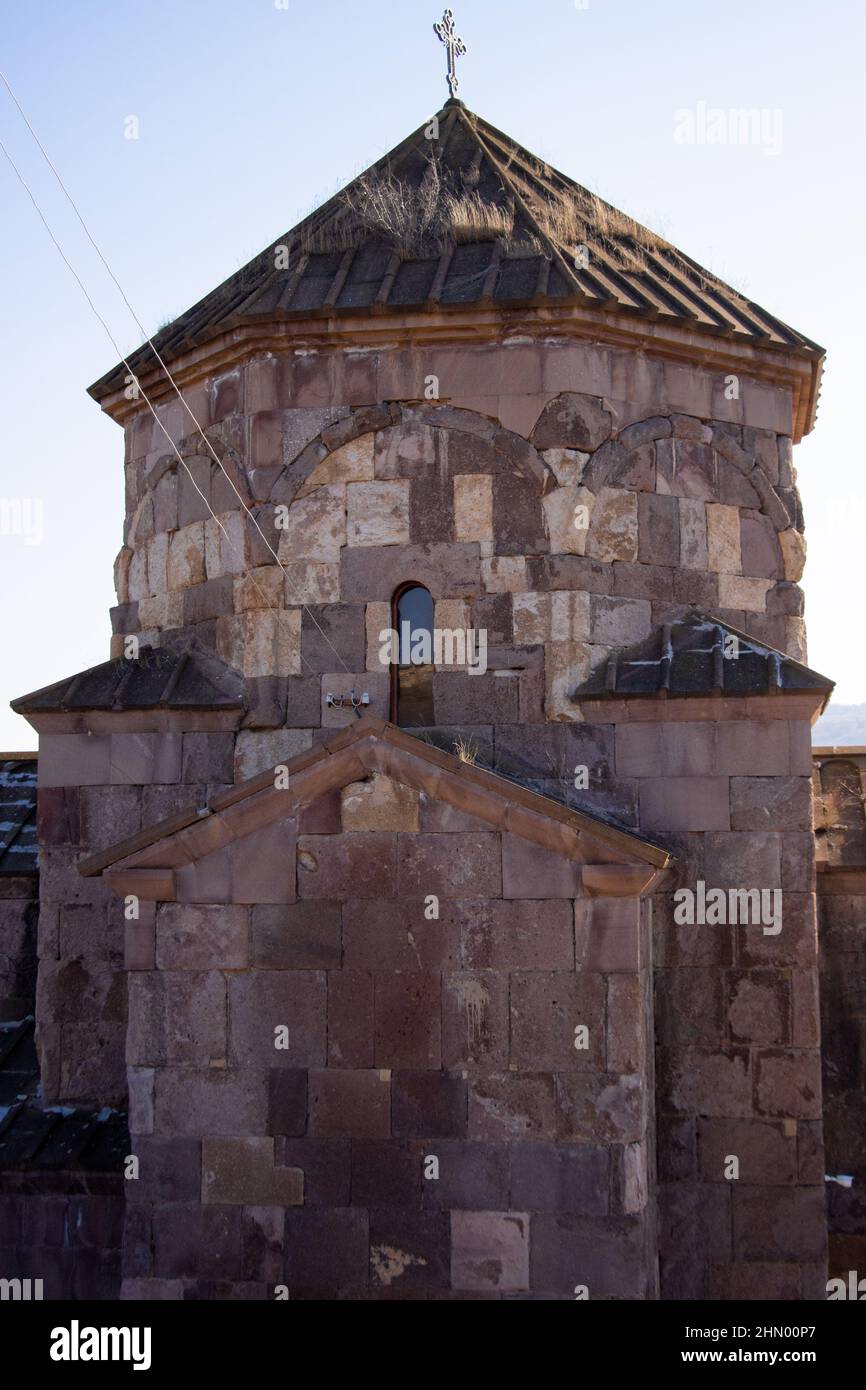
[264, 401, 559, 561]
[127, 429, 251, 548]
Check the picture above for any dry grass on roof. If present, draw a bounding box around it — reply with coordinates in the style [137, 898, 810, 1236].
[290, 160, 519, 260]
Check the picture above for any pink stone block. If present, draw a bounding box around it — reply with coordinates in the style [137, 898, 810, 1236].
[715, 721, 790, 776]
[451, 1210, 530, 1292]
[39, 734, 111, 788]
[230, 820, 297, 904]
[156, 904, 250, 970]
[640, 777, 730, 833]
[575, 898, 641, 972]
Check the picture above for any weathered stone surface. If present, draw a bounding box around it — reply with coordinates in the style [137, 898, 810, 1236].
[541, 485, 587, 556]
[638, 493, 679, 566]
[166, 523, 206, 591]
[277, 486, 345, 562]
[481, 556, 527, 593]
[706, 503, 742, 574]
[297, 832, 396, 899]
[586, 488, 638, 563]
[510, 972, 605, 1070]
[341, 774, 420, 832]
[374, 971, 441, 1068]
[309, 1069, 391, 1138]
[779, 528, 806, 582]
[590, 593, 652, 646]
[656, 439, 716, 499]
[342, 542, 481, 601]
[252, 902, 341, 970]
[717, 574, 772, 611]
[392, 1071, 468, 1139]
[453, 474, 493, 543]
[234, 728, 312, 780]
[532, 393, 612, 451]
[156, 905, 249, 971]
[346, 481, 410, 548]
[228, 971, 326, 1067]
[298, 433, 374, 494]
[730, 776, 812, 831]
[451, 1210, 530, 1292]
[443, 971, 508, 1067]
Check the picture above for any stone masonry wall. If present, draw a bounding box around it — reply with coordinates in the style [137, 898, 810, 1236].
[813, 751, 866, 1280]
[25, 333, 823, 1296]
[572, 695, 827, 1299]
[32, 715, 240, 1105]
[111, 342, 805, 738]
[121, 772, 655, 1300]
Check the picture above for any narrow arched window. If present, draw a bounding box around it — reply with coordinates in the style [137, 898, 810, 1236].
[391, 583, 435, 727]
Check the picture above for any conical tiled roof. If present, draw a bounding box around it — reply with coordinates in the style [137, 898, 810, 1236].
[89, 102, 822, 402]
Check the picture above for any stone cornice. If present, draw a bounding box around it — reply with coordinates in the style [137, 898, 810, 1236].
[92, 302, 823, 443]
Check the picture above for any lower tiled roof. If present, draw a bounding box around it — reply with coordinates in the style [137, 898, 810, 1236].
[0, 759, 38, 876]
[0, 1018, 128, 1171]
[11, 645, 244, 715]
[573, 612, 834, 703]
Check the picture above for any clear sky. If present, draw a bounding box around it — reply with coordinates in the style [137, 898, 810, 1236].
[1, 0, 863, 748]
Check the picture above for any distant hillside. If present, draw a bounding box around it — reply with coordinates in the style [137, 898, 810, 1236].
[812, 703, 866, 747]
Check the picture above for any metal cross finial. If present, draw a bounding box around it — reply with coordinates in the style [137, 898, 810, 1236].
[434, 8, 467, 100]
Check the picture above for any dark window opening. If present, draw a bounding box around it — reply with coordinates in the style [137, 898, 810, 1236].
[392, 583, 435, 727]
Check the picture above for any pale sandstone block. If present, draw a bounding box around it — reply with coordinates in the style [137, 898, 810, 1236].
[114, 547, 132, 605]
[706, 503, 742, 574]
[786, 618, 807, 662]
[216, 614, 244, 672]
[341, 774, 420, 832]
[243, 609, 302, 677]
[366, 601, 392, 672]
[542, 485, 589, 555]
[219, 511, 247, 576]
[204, 516, 222, 579]
[678, 498, 708, 570]
[234, 567, 285, 612]
[541, 448, 589, 488]
[128, 546, 149, 601]
[779, 529, 806, 583]
[146, 533, 169, 595]
[546, 641, 592, 719]
[277, 486, 346, 562]
[453, 474, 494, 543]
[298, 433, 375, 495]
[550, 590, 591, 643]
[346, 481, 410, 547]
[718, 574, 772, 612]
[481, 556, 528, 593]
[512, 592, 551, 645]
[433, 599, 472, 671]
[166, 523, 206, 591]
[234, 728, 313, 780]
[138, 591, 184, 630]
[283, 561, 341, 605]
[586, 487, 638, 563]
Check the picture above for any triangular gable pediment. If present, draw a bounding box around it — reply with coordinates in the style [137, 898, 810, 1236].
[81, 718, 670, 902]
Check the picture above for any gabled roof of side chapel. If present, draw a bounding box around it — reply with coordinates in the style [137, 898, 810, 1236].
[79, 718, 671, 896]
[88, 99, 825, 427]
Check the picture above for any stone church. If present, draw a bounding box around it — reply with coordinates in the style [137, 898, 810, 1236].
[1, 87, 860, 1301]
